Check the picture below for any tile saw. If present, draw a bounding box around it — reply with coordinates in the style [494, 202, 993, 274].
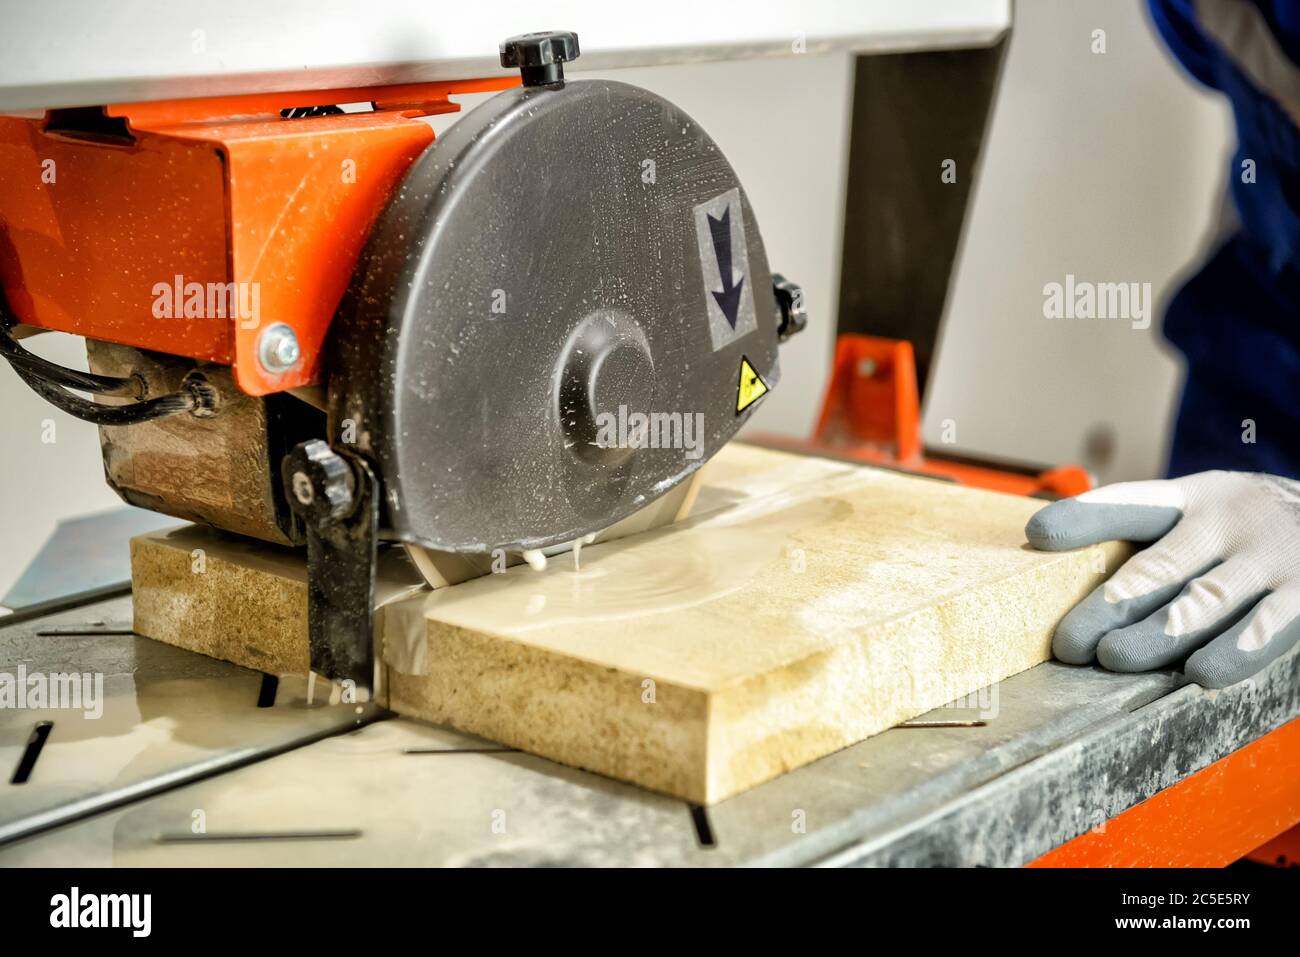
[10, 3, 1289, 867]
[0, 30, 806, 697]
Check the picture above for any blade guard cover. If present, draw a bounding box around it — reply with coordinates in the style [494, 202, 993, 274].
[328, 78, 782, 553]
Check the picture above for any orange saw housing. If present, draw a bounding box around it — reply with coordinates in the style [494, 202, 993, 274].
[0, 77, 518, 396]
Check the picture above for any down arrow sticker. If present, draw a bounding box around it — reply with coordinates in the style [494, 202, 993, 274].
[693, 187, 757, 351]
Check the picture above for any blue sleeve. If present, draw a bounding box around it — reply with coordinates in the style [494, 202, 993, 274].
[1150, 0, 1300, 82]
[1253, 1, 1300, 65]
[1147, 0, 1221, 89]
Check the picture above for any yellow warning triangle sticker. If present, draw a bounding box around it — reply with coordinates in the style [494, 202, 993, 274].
[736, 356, 768, 414]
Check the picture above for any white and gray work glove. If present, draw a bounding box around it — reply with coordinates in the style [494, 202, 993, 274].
[1025, 471, 1300, 688]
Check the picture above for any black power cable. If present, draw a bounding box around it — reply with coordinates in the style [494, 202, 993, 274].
[0, 321, 141, 396]
[0, 314, 217, 425]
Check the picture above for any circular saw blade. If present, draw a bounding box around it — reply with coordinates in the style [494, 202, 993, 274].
[401, 467, 706, 588]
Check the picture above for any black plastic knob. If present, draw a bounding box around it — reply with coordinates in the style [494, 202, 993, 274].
[282, 439, 355, 526]
[772, 274, 808, 341]
[500, 31, 580, 87]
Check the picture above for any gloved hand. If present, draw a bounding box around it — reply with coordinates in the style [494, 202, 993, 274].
[1025, 471, 1300, 688]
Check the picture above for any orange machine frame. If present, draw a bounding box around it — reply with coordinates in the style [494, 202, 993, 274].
[1032, 717, 1300, 867]
[756, 333, 1093, 498]
[0, 77, 517, 396]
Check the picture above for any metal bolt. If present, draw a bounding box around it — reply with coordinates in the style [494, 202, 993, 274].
[291, 471, 315, 506]
[257, 323, 301, 373]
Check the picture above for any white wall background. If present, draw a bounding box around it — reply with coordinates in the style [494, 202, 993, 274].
[921, 0, 1232, 482]
[0, 0, 1233, 599]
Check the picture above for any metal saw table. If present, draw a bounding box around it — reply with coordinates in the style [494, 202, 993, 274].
[2, 577, 1296, 867]
[2, 2, 1297, 865]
